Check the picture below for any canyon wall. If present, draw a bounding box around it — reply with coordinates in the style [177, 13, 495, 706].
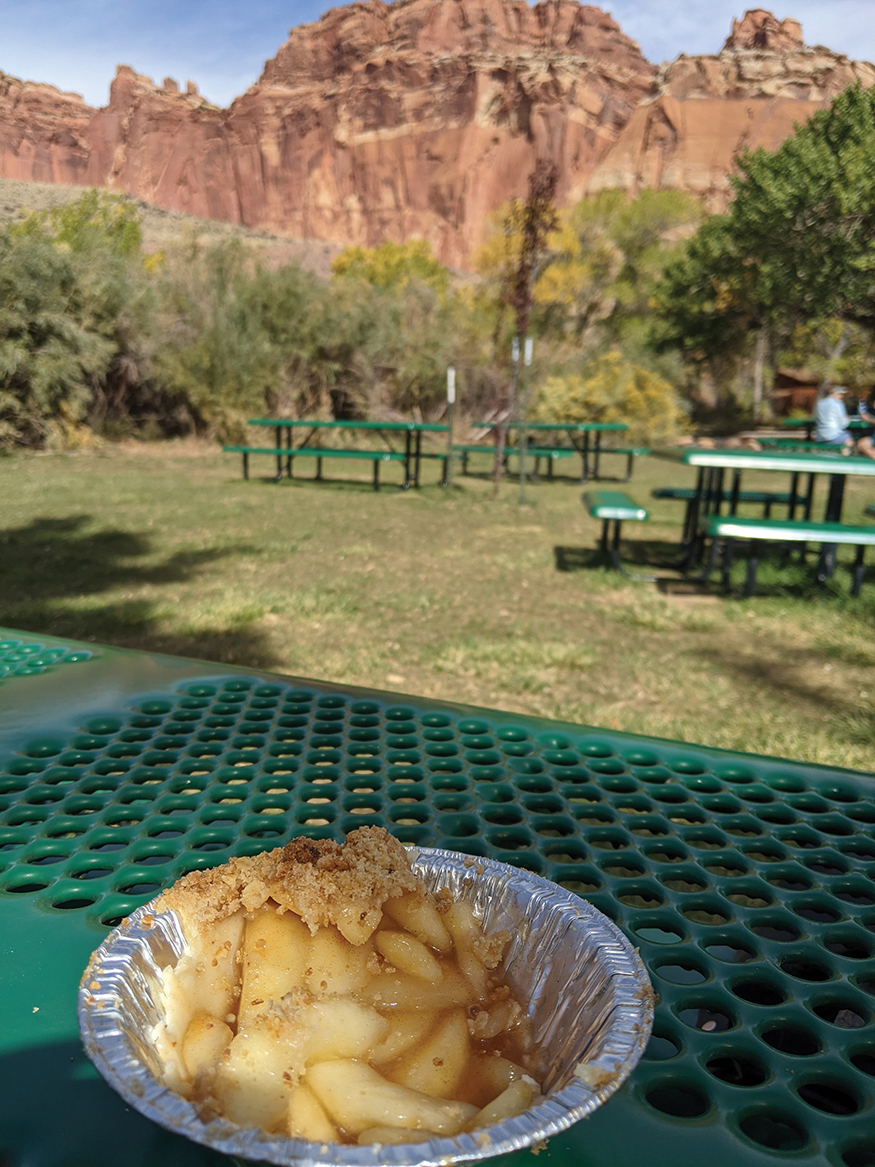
[587, 9, 875, 211]
[0, 3, 872, 265]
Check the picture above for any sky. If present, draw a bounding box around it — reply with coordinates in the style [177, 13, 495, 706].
[2, 1, 874, 110]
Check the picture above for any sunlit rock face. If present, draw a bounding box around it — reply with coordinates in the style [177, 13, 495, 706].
[0, 5, 872, 265]
[587, 8, 875, 212]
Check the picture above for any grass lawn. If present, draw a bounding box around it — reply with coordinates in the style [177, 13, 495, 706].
[1, 440, 874, 773]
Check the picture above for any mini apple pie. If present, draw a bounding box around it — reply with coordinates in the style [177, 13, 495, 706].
[152, 827, 542, 1145]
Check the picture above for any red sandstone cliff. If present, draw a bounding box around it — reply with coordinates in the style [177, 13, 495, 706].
[0, 4, 872, 264]
[587, 8, 875, 211]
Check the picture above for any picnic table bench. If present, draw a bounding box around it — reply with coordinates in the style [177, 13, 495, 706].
[652, 483, 811, 549]
[225, 419, 448, 490]
[583, 490, 653, 579]
[703, 514, 875, 596]
[474, 421, 640, 482]
[450, 444, 576, 481]
[223, 444, 406, 490]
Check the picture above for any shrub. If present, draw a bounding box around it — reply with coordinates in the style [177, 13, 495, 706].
[532, 352, 689, 445]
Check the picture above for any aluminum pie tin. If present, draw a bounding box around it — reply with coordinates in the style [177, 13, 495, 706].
[78, 847, 654, 1167]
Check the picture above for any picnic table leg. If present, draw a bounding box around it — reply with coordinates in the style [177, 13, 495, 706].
[285, 428, 292, 478]
[316, 456, 323, 481]
[592, 434, 602, 480]
[817, 473, 845, 581]
[415, 430, 423, 488]
[403, 431, 412, 489]
[692, 467, 724, 568]
[787, 472, 806, 561]
[548, 456, 555, 483]
[802, 473, 815, 521]
[728, 469, 742, 514]
[792, 473, 815, 561]
[852, 545, 866, 597]
[610, 520, 623, 572]
[708, 467, 726, 515]
[788, 472, 800, 520]
[624, 452, 633, 482]
[274, 425, 283, 481]
[579, 435, 590, 483]
[462, 450, 469, 476]
[373, 460, 380, 491]
[682, 468, 704, 547]
[242, 452, 249, 480]
[679, 468, 705, 567]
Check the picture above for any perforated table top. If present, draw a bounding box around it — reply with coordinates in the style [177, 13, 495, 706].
[0, 628, 873, 1167]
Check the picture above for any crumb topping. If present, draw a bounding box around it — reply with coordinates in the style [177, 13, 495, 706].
[156, 827, 420, 943]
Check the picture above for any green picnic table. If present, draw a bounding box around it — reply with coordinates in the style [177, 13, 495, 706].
[475, 422, 635, 483]
[681, 447, 875, 587]
[0, 628, 872, 1167]
[227, 419, 449, 489]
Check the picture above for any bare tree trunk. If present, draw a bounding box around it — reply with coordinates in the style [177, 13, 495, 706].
[825, 321, 850, 384]
[753, 326, 765, 421]
[493, 346, 518, 498]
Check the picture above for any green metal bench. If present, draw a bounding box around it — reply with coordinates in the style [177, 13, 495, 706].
[653, 486, 795, 516]
[522, 444, 648, 482]
[504, 446, 574, 481]
[704, 514, 875, 596]
[601, 445, 649, 482]
[451, 444, 491, 476]
[756, 438, 822, 451]
[223, 445, 406, 490]
[583, 490, 654, 579]
[452, 445, 574, 481]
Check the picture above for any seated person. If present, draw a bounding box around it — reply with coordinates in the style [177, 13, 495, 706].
[855, 391, 875, 423]
[814, 385, 854, 450]
[856, 392, 875, 459]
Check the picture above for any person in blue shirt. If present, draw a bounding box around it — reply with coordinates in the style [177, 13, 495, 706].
[853, 389, 875, 459]
[814, 385, 853, 449]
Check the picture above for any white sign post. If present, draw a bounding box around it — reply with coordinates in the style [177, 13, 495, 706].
[444, 366, 456, 488]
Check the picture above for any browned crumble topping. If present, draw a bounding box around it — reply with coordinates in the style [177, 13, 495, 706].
[156, 827, 419, 943]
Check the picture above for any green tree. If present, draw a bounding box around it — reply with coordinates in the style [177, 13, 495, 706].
[0, 230, 113, 445]
[539, 189, 701, 347]
[655, 83, 875, 413]
[9, 190, 153, 434]
[728, 83, 875, 330]
[152, 240, 282, 438]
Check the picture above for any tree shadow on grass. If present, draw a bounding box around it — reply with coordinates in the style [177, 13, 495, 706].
[701, 642, 875, 747]
[0, 515, 282, 671]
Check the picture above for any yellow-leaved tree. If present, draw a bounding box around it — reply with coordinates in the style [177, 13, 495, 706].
[533, 352, 689, 446]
